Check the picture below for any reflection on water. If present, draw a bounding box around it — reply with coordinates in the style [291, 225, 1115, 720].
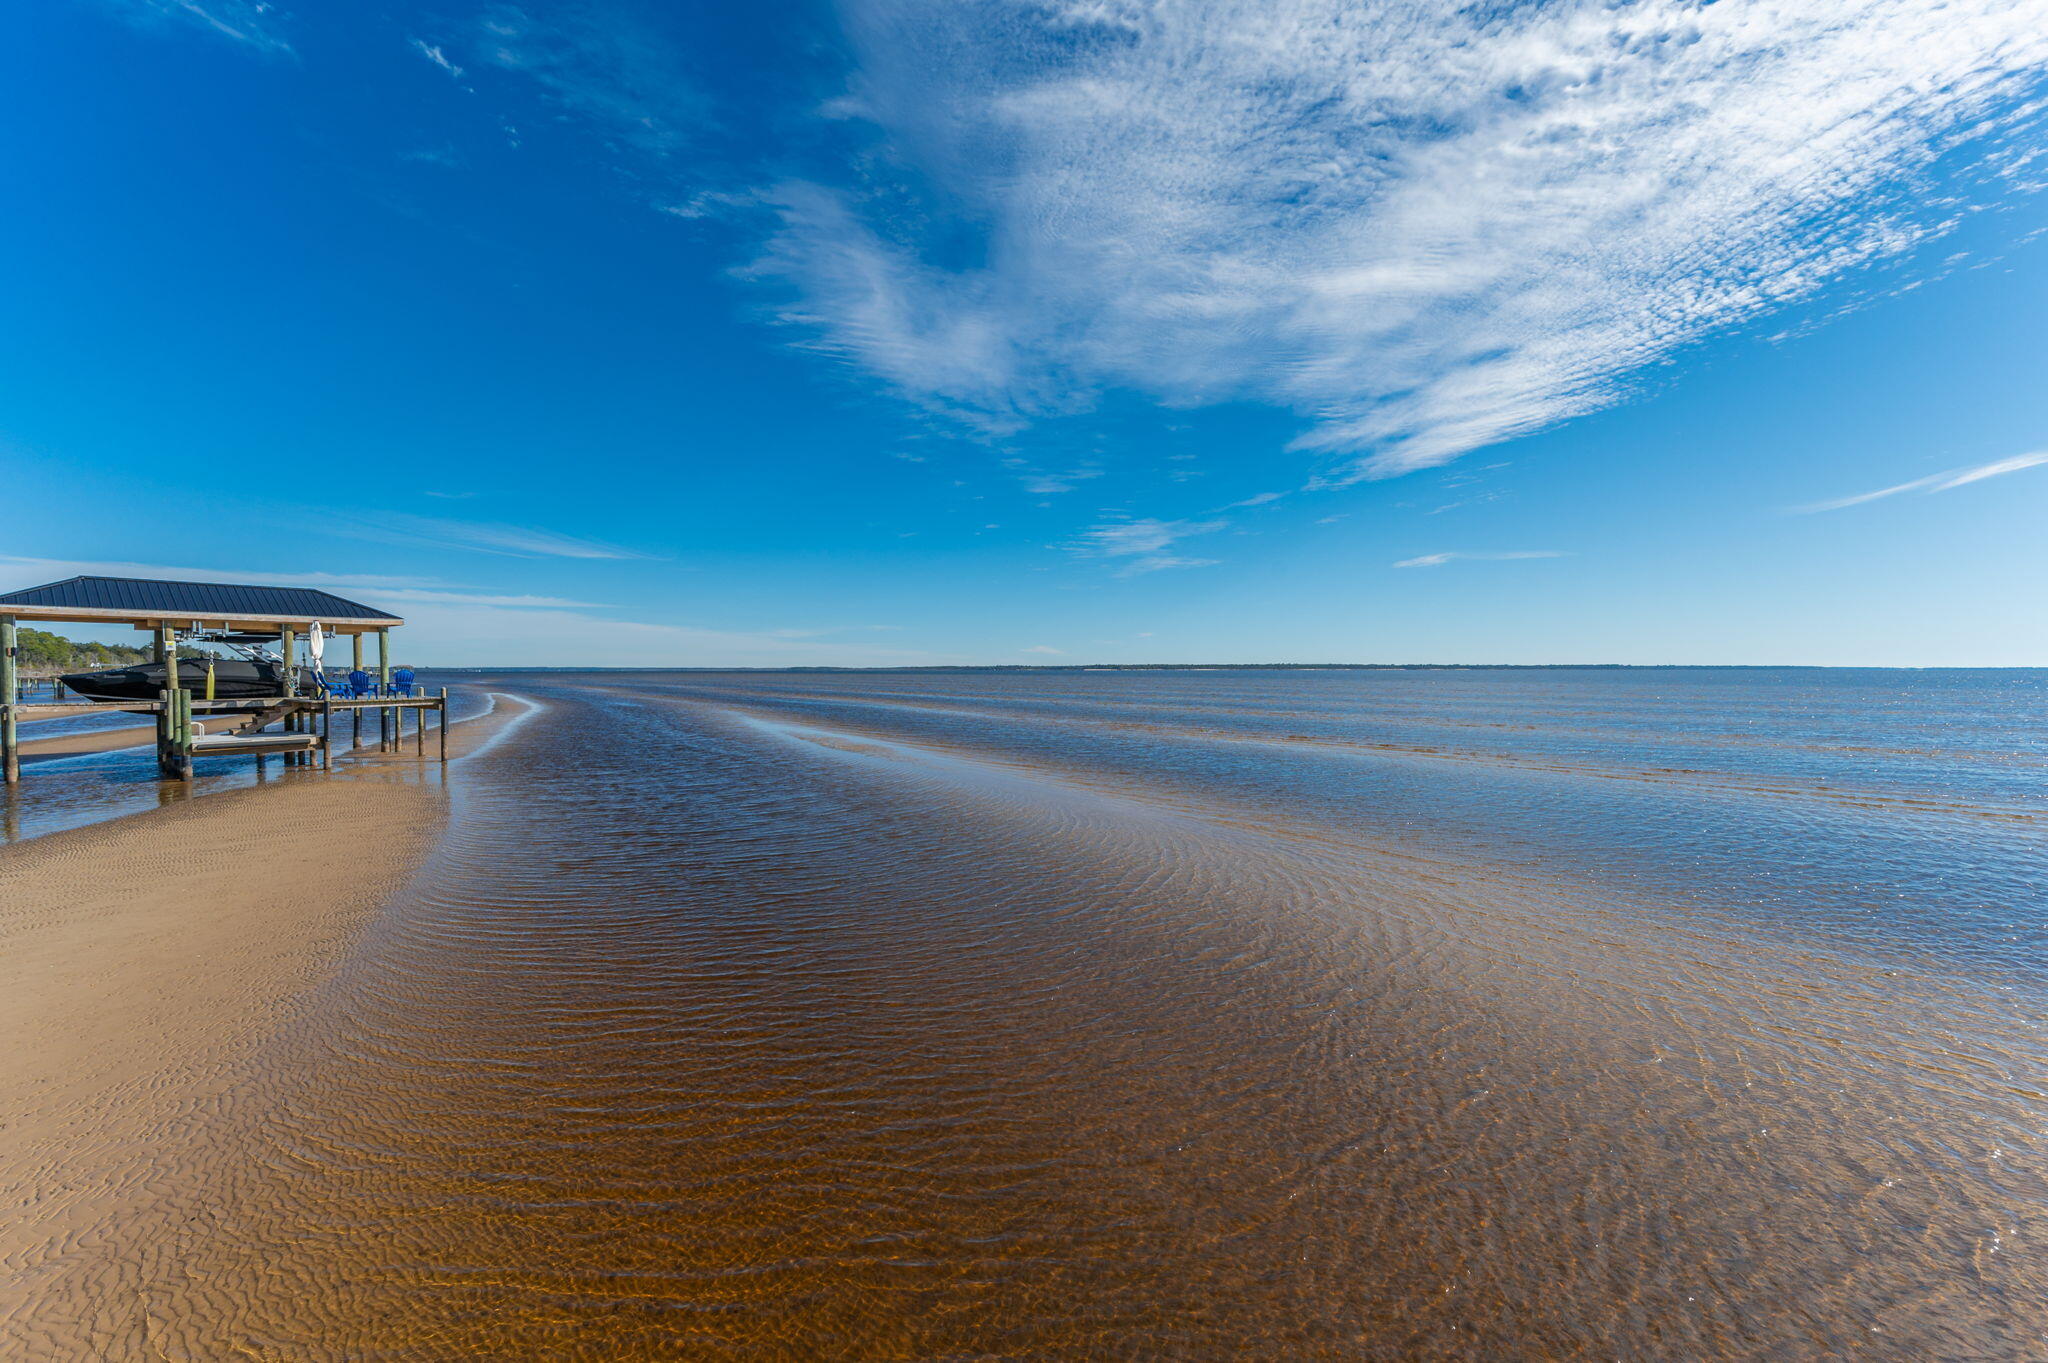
[10, 669, 2048, 1358]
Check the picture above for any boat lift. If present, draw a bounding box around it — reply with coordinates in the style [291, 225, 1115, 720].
[0, 574, 448, 783]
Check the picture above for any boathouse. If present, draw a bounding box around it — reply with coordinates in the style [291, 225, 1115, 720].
[0, 574, 445, 782]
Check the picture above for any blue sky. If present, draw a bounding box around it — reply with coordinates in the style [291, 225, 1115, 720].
[3, 0, 2046, 666]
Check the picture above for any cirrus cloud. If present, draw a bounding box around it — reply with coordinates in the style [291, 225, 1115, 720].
[1393, 550, 1568, 569]
[1070, 516, 1227, 574]
[760, 0, 2048, 479]
[1792, 449, 2048, 513]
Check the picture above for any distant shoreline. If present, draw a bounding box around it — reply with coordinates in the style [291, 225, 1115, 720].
[417, 663, 2043, 674]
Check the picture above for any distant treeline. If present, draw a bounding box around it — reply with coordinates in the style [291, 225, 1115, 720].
[12, 628, 208, 674]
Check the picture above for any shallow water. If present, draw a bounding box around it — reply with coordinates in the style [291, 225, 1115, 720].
[11, 668, 2048, 1357]
[0, 675, 491, 842]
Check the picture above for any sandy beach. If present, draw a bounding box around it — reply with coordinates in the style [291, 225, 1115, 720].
[0, 699, 521, 1356]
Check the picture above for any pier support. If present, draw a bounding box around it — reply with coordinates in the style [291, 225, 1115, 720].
[153, 626, 175, 769]
[1, 614, 18, 786]
[280, 626, 299, 767]
[167, 689, 194, 783]
[378, 628, 391, 751]
[352, 634, 363, 750]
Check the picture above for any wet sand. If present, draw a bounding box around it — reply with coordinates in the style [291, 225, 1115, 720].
[2, 674, 2043, 1359]
[0, 700, 523, 1355]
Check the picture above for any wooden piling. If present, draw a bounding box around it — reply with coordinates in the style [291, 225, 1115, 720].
[438, 687, 448, 762]
[279, 626, 298, 766]
[171, 689, 194, 783]
[352, 633, 364, 750]
[153, 626, 175, 762]
[1, 614, 17, 786]
[157, 687, 173, 778]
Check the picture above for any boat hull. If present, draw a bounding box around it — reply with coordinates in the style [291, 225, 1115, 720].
[58, 659, 309, 703]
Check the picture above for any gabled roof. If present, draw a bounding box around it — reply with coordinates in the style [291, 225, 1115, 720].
[0, 576, 402, 628]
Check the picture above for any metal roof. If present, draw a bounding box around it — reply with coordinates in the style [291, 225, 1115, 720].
[0, 575, 402, 626]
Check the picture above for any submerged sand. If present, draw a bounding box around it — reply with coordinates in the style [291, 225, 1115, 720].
[3, 677, 2042, 1359]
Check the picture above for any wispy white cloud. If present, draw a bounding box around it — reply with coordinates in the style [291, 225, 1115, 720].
[745, 181, 1032, 426]
[1021, 644, 1065, 654]
[363, 589, 611, 609]
[473, 3, 707, 159]
[339, 512, 649, 560]
[1793, 449, 2048, 512]
[105, 0, 291, 53]
[1392, 551, 1568, 569]
[382, 603, 935, 667]
[758, 0, 2048, 477]
[411, 38, 464, 79]
[768, 624, 904, 638]
[1021, 468, 1102, 495]
[1070, 516, 1227, 575]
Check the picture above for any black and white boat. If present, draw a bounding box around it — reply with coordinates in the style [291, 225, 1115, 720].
[60, 645, 312, 703]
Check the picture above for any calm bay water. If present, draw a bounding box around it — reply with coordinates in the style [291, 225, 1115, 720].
[16, 668, 2048, 1357]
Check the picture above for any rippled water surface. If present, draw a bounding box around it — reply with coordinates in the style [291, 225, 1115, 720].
[16, 668, 2048, 1358]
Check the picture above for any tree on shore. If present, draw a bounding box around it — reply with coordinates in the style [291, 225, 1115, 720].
[12, 628, 213, 674]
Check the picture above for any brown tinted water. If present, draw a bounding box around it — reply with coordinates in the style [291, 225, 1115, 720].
[8, 670, 2048, 1358]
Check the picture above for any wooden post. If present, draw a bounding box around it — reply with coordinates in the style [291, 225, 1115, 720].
[172, 689, 193, 782]
[278, 626, 297, 765]
[350, 633, 363, 752]
[322, 699, 333, 770]
[154, 626, 175, 763]
[438, 687, 448, 762]
[157, 687, 174, 778]
[1, 614, 18, 786]
[378, 629, 391, 751]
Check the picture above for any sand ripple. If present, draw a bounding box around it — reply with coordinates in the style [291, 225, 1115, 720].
[4, 679, 2046, 1359]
